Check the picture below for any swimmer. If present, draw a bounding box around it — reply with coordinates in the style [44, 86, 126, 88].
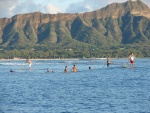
[107, 58, 111, 67]
[64, 66, 68, 73]
[89, 67, 91, 70]
[72, 65, 77, 72]
[122, 63, 127, 68]
[10, 69, 14, 72]
[47, 68, 51, 73]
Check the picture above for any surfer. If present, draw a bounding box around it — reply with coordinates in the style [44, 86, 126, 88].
[129, 52, 135, 68]
[27, 59, 32, 69]
[72, 65, 77, 72]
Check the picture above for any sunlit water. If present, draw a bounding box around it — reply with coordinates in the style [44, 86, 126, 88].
[0, 58, 150, 113]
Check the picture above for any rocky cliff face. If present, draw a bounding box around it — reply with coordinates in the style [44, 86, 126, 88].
[0, 0, 150, 48]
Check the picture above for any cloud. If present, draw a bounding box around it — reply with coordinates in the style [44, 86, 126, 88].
[0, 0, 150, 18]
[0, 0, 63, 18]
[66, 0, 150, 13]
[0, 0, 19, 17]
[0, 0, 43, 18]
[66, 0, 105, 13]
[45, 3, 63, 14]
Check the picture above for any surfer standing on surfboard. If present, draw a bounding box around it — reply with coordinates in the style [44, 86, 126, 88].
[27, 59, 32, 69]
[129, 52, 135, 68]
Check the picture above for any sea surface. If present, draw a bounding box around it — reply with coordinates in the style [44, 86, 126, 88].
[0, 58, 150, 113]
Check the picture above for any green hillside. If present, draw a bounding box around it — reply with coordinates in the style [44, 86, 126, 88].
[0, 0, 150, 58]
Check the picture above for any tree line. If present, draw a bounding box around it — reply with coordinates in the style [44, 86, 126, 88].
[0, 46, 149, 59]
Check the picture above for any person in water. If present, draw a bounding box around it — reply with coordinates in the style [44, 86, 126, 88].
[107, 58, 111, 67]
[46, 68, 54, 73]
[47, 68, 51, 73]
[64, 66, 68, 73]
[122, 63, 127, 68]
[129, 52, 135, 68]
[72, 65, 77, 72]
[10, 69, 14, 72]
[89, 66, 91, 70]
[27, 59, 32, 69]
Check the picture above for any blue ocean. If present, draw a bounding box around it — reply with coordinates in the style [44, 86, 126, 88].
[0, 58, 150, 113]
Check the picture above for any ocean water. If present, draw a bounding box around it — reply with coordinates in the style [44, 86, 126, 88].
[0, 58, 150, 113]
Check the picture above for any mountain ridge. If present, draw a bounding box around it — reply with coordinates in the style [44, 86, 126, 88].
[0, 0, 150, 49]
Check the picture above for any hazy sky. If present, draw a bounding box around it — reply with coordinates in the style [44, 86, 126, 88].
[0, 0, 149, 18]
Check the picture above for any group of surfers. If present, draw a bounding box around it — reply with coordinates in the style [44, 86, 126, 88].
[69, 52, 134, 73]
[63, 52, 134, 73]
[107, 52, 135, 68]
[10, 52, 135, 73]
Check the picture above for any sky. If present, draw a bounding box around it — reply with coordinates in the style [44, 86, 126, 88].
[0, 0, 149, 18]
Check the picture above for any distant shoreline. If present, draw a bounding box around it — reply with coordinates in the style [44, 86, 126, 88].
[0, 58, 133, 60]
[0, 58, 104, 60]
[1, 57, 149, 61]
